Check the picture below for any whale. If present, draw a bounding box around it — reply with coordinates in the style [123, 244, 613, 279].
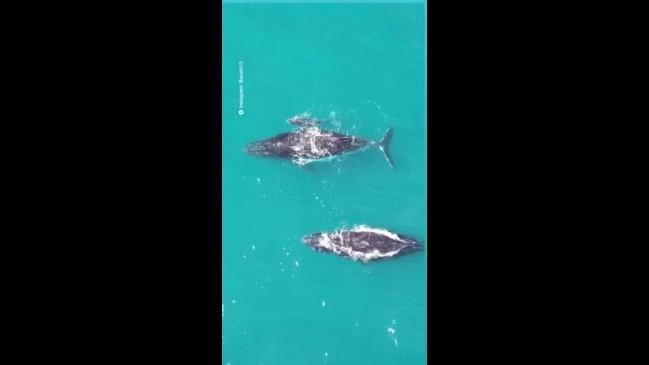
[301, 225, 423, 263]
[244, 118, 395, 168]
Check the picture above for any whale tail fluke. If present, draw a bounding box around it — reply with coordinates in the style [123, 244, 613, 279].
[378, 127, 394, 169]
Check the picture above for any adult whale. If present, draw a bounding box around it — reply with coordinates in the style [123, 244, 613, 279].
[302, 225, 423, 263]
[244, 120, 395, 169]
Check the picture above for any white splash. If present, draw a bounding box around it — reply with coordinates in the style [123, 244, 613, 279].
[387, 326, 399, 347]
[289, 126, 340, 164]
[287, 112, 312, 125]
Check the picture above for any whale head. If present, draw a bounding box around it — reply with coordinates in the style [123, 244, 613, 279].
[301, 233, 323, 248]
[244, 134, 292, 158]
[244, 140, 275, 157]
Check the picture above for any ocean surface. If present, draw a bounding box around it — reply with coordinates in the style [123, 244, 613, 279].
[222, 2, 426, 364]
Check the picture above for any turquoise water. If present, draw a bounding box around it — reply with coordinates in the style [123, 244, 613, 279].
[222, 3, 426, 364]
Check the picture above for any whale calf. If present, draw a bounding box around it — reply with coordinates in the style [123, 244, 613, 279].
[286, 115, 322, 128]
[244, 118, 394, 168]
[302, 225, 423, 263]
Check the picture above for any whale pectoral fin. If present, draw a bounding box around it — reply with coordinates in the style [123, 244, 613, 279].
[293, 159, 315, 172]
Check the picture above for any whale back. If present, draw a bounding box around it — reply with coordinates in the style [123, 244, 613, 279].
[302, 227, 423, 263]
[292, 128, 371, 158]
[245, 127, 373, 163]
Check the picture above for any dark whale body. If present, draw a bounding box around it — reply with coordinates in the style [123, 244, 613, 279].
[302, 226, 423, 263]
[245, 125, 394, 168]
